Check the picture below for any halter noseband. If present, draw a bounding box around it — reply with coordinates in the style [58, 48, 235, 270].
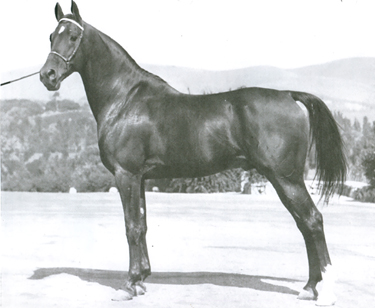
[49, 18, 84, 66]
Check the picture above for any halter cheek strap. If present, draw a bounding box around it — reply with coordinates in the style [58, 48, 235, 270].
[49, 18, 84, 66]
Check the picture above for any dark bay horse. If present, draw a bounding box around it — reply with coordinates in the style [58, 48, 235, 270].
[40, 2, 346, 305]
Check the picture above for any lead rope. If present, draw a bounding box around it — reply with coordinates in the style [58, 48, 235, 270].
[2, 19, 83, 87]
[1, 71, 39, 87]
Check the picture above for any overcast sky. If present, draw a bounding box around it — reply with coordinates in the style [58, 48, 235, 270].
[1, 0, 374, 73]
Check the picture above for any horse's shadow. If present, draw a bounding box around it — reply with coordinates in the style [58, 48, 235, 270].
[29, 268, 300, 296]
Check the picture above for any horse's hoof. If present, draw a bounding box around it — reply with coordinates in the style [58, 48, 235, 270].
[298, 287, 318, 301]
[124, 281, 137, 295]
[111, 290, 133, 301]
[135, 282, 147, 296]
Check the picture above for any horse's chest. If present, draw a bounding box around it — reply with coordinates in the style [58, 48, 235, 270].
[97, 118, 151, 173]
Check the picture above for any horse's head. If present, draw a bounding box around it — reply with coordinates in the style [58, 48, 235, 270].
[40, 1, 84, 91]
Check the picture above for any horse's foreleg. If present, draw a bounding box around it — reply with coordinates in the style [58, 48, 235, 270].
[137, 179, 151, 293]
[269, 176, 336, 306]
[115, 170, 150, 299]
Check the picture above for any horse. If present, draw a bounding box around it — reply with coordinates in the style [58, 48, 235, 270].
[40, 2, 346, 305]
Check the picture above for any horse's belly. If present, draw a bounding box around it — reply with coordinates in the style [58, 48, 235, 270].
[143, 154, 250, 179]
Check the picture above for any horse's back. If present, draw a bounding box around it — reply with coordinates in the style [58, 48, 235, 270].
[148, 87, 309, 178]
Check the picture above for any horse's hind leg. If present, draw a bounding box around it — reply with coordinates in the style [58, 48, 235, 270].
[267, 174, 336, 305]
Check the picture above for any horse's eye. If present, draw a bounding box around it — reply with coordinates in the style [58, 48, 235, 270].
[70, 35, 78, 42]
[49, 33, 53, 42]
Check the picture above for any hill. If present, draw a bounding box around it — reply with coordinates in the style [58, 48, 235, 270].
[1, 57, 374, 121]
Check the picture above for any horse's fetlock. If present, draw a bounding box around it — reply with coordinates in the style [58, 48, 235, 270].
[128, 268, 142, 284]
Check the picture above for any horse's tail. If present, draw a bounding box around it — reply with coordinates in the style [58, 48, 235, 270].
[290, 91, 347, 201]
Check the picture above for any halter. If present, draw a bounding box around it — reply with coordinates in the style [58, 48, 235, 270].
[49, 18, 84, 66]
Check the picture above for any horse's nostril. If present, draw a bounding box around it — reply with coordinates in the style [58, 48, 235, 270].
[47, 69, 56, 79]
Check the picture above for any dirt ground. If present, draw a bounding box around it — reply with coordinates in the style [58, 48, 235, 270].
[2, 184, 374, 307]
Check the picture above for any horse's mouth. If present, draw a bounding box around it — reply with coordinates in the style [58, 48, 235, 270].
[39, 73, 62, 91]
[45, 81, 61, 91]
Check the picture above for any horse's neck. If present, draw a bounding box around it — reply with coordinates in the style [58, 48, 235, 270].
[78, 24, 176, 121]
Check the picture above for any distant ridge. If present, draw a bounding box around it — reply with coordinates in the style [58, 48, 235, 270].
[1, 58, 374, 121]
[294, 57, 375, 84]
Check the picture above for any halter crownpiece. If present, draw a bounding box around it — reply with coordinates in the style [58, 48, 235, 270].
[59, 18, 84, 31]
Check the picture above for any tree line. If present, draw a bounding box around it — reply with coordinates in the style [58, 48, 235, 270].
[1, 98, 374, 201]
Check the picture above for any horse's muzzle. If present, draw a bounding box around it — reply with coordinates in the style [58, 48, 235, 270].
[40, 67, 61, 91]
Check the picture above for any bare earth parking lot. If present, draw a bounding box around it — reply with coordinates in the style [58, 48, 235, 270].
[2, 185, 374, 308]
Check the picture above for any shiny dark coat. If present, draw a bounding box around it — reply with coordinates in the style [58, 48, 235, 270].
[40, 2, 346, 302]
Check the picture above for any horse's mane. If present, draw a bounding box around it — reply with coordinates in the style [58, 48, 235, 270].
[92, 23, 172, 89]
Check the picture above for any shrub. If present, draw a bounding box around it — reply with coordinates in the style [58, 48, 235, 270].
[362, 151, 375, 187]
[353, 186, 375, 203]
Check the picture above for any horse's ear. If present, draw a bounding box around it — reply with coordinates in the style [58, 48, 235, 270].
[55, 3, 64, 21]
[71, 1, 82, 23]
